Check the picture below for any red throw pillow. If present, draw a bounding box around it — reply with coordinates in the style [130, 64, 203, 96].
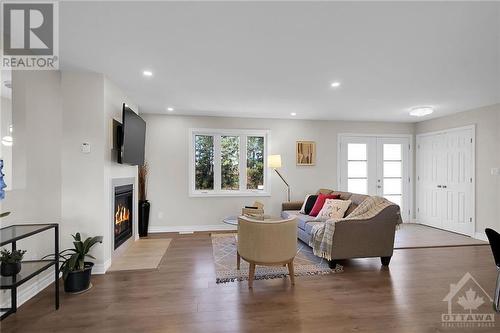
[308, 194, 341, 217]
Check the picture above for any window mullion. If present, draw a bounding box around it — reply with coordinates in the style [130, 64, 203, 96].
[239, 136, 247, 191]
[214, 135, 222, 192]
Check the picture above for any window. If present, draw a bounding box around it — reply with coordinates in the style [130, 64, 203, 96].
[347, 143, 368, 194]
[190, 129, 269, 196]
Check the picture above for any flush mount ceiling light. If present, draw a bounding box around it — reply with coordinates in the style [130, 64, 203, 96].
[1, 136, 13, 147]
[290, 112, 297, 116]
[166, 107, 174, 112]
[409, 106, 434, 117]
[142, 70, 153, 77]
[330, 81, 341, 88]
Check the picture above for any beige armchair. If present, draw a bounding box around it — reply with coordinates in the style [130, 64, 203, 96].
[237, 216, 298, 288]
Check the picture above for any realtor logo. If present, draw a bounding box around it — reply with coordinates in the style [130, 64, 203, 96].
[442, 272, 496, 328]
[1, 1, 59, 70]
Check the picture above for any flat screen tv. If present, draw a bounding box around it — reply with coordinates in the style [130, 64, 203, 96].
[118, 103, 146, 166]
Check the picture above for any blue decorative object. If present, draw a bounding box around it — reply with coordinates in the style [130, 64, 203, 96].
[0, 159, 6, 200]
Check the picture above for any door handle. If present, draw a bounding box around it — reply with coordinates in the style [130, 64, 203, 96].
[442, 185, 447, 189]
[437, 185, 442, 188]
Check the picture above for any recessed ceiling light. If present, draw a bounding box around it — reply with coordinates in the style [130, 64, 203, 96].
[330, 81, 341, 88]
[409, 106, 434, 117]
[143, 70, 153, 77]
[167, 107, 174, 112]
[290, 112, 297, 116]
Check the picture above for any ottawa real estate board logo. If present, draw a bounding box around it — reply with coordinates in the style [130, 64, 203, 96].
[442, 272, 496, 328]
[1, 1, 59, 70]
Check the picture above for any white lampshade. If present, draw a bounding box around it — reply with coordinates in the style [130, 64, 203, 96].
[268, 155, 282, 168]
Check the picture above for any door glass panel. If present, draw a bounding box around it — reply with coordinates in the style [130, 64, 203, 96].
[348, 144, 366, 160]
[383, 161, 402, 178]
[384, 178, 402, 195]
[348, 161, 367, 178]
[385, 195, 402, 207]
[383, 144, 402, 160]
[348, 179, 367, 194]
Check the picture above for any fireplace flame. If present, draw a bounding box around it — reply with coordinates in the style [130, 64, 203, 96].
[115, 204, 130, 225]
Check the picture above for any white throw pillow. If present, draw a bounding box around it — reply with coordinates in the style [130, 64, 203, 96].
[314, 199, 352, 221]
[299, 194, 311, 214]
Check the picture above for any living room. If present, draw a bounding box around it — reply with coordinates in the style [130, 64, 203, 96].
[0, 1, 499, 332]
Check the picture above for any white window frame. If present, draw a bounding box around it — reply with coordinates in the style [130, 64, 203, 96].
[189, 128, 270, 197]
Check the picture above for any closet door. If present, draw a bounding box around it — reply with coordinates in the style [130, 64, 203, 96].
[440, 128, 473, 235]
[416, 128, 474, 236]
[416, 133, 445, 229]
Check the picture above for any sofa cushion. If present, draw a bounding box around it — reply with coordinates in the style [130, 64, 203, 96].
[309, 194, 340, 217]
[303, 195, 318, 215]
[304, 221, 324, 235]
[281, 211, 317, 231]
[299, 194, 312, 214]
[314, 199, 352, 221]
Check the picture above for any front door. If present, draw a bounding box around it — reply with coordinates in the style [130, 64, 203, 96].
[339, 135, 411, 221]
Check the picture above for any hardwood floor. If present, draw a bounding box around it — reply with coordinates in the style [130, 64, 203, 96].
[1, 233, 499, 333]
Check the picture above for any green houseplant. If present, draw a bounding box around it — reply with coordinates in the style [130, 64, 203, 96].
[0, 248, 26, 276]
[45, 233, 103, 293]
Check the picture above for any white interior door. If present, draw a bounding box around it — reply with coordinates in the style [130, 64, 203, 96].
[416, 127, 474, 236]
[339, 135, 411, 221]
[416, 133, 444, 229]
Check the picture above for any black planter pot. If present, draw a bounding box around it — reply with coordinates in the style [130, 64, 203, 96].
[0, 262, 21, 276]
[64, 262, 94, 293]
[139, 200, 151, 237]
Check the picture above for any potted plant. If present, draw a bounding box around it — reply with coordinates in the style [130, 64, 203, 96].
[0, 248, 26, 276]
[138, 163, 150, 237]
[45, 233, 102, 293]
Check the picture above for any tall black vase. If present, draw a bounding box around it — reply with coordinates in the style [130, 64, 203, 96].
[138, 200, 151, 237]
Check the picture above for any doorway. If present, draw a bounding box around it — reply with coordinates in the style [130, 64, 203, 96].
[338, 135, 412, 222]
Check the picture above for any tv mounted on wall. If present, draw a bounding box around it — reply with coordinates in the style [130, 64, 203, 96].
[117, 103, 146, 166]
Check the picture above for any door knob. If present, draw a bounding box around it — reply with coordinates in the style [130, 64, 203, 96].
[442, 185, 447, 189]
[437, 185, 442, 188]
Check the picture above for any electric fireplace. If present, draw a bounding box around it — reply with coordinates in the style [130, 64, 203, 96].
[114, 184, 133, 249]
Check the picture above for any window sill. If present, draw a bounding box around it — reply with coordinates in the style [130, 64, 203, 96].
[189, 191, 271, 198]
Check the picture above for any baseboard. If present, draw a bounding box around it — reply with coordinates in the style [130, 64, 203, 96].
[1, 269, 54, 309]
[93, 258, 112, 275]
[148, 224, 237, 233]
[473, 232, 488, 242]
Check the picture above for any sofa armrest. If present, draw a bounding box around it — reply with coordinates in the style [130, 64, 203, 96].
[282, 201, 303, 211]
[330, 205, 400, 260]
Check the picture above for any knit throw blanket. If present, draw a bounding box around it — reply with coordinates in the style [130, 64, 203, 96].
[309, 196, 399, 261]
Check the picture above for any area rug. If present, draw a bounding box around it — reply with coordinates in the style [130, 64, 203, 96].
[211, 233, 342, 283]
[108, 238, 171, 272]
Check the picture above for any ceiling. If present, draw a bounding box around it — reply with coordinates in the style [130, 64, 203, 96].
[59, 1, 500, 122]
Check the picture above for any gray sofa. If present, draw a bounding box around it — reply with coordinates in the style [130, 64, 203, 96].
[281, 189, 402, 267]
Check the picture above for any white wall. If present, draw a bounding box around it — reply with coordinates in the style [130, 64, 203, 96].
[61, 71, 139, 272]
[143, 114, 414, 231]
[415, 103, 500, 237]
[60, 71, 107, 268]
[0, 71, 62, 309]
[103, 78, 139, 264]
